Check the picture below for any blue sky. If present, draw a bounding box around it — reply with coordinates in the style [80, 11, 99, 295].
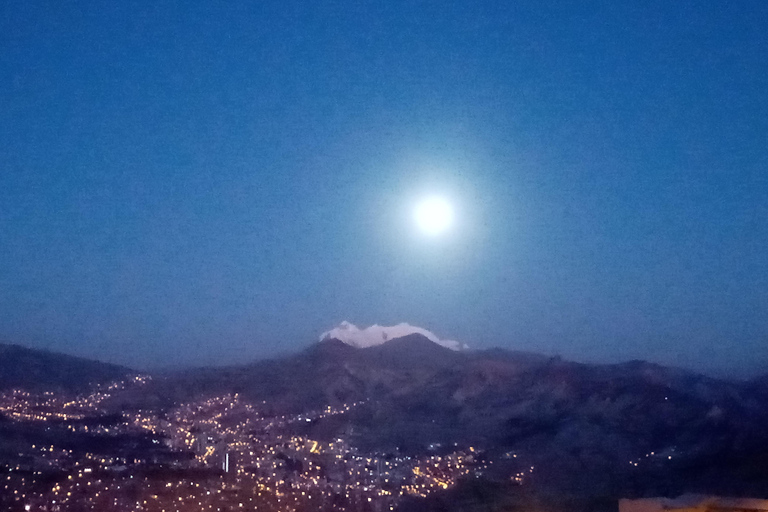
[1, 0, 767, 373]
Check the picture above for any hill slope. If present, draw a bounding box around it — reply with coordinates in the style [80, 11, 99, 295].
[0, 343, 131, 393]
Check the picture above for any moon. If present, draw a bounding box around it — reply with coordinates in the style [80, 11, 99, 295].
[414, 196, 454, 235]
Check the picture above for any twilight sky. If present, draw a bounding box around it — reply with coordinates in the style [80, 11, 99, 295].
[1, 0, 767, 374]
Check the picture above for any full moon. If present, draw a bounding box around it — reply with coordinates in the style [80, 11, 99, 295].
[414, 196, 454, 235]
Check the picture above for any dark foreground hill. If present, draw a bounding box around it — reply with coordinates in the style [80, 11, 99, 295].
[0, 343, 131, 393]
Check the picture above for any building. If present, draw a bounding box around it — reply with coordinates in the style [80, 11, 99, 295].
[620, 495, 768, 512]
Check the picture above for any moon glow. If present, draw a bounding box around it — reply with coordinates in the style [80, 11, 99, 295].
[414, 196, 454, 235]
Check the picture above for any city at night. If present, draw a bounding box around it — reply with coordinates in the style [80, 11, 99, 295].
[2, 1, 767, 511]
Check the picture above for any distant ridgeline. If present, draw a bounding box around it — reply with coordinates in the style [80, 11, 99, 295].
[0, 343, 130, 393]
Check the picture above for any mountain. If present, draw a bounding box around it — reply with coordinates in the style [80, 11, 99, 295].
[0, 343, 131, 393]
[4, 334, 767, 500]
[134, 333, 464, 411]
[131, 333, 768, 499]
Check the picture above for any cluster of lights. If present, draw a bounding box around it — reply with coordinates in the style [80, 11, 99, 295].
[0, 379, 539, 512]
[0, 376, 151, 424]
[628, 447, 676, 467]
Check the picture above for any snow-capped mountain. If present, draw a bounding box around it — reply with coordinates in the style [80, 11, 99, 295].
[319, 321, 467, 351]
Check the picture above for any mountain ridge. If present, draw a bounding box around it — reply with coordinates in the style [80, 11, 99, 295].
[3, 336, 768, 497]
[0, 342, 132, 393]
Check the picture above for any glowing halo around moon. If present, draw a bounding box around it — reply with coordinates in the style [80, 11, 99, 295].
[414, 196, 454, 236]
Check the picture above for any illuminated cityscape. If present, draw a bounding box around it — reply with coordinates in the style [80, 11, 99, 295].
[0, 377, 508, 511]
[2, 0, 767, 509]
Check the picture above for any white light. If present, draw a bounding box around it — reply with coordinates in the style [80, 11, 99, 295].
[414, 197, 453, 235]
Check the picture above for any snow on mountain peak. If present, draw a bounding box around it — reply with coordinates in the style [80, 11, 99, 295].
[319, 322, 466, 351]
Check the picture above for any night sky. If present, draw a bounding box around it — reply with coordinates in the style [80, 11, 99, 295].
[2, 1, 767, 374]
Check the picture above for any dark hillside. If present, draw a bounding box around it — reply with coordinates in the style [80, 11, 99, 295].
[0, 343, 130, 393]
